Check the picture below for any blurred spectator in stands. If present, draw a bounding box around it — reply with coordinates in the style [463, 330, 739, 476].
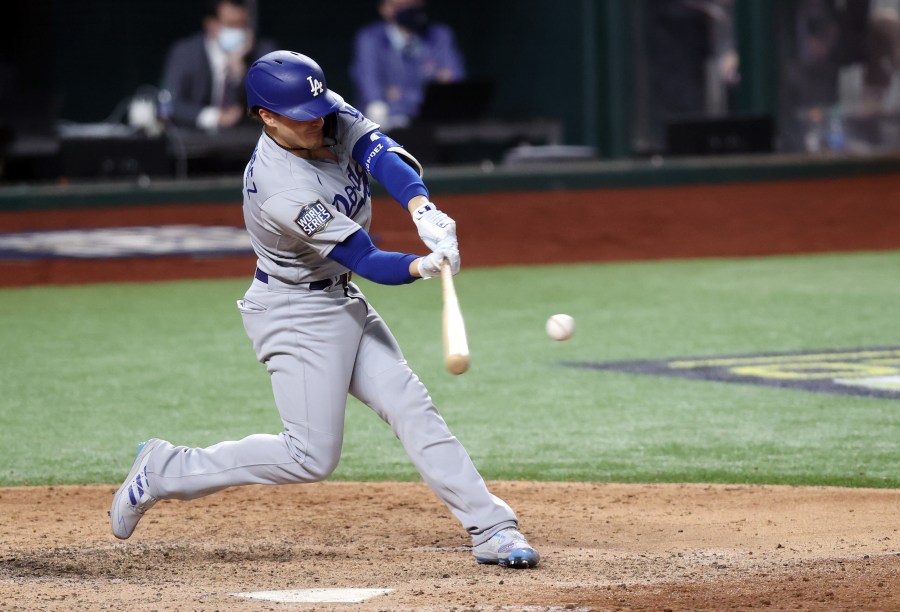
[778, 0, 864, 152]
[351, 0, 465, 129]
[639, 0, 739, 152]
[161, 0, 277, 131]
[861, 4, 900, 113]
[777, 0, 900, 153]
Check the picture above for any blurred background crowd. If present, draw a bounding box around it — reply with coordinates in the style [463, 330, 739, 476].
[1, 0, 899, 184]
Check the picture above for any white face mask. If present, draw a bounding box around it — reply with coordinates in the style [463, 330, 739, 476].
[218, 27, 246, 53]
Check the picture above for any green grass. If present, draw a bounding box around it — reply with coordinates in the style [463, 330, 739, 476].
[2, 250, 899, 487]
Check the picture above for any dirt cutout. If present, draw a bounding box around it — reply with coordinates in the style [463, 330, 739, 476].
[1, 482, 898, 610]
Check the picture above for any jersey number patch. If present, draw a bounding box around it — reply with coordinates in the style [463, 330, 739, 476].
[295, 202, 334, 237]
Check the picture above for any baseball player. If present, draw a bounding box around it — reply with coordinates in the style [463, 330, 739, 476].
[110, 50, 539, 569]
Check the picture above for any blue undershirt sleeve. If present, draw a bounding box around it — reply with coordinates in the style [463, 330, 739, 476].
[374, 152, 429, 206]
[328, 228, 418, 285]
[352, 131, 428, 208]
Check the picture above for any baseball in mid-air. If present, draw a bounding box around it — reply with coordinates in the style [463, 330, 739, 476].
[545, 314, 575, 341]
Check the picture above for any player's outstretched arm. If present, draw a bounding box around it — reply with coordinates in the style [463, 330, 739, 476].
[328, 228, 459, 284]
[347, 130, 459, 276]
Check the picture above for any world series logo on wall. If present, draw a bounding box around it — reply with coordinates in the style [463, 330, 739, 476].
[566, 347, 900, 400]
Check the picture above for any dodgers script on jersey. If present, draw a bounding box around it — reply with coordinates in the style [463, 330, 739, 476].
[242, 98, 378, 284]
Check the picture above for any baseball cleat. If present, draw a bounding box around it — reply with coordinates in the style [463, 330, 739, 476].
[109, 438, 163, 540]
[472, 527, 541, 569]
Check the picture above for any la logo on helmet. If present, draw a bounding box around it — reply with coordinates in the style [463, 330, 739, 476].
[307, 76, 324, 96]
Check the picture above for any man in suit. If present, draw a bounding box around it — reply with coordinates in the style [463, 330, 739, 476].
[161, 0, 277, 131]
[351, 0, 465, 129]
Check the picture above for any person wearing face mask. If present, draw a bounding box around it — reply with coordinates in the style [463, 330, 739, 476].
[351, 0, 465, 129]
[160, 0, 277, 131]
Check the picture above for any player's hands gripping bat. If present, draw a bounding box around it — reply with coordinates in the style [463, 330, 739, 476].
[417, 247, 460, 278]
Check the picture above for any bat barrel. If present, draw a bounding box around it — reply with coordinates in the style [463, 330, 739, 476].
[441, 261, 470, 375]
[445, 352, 470, 375]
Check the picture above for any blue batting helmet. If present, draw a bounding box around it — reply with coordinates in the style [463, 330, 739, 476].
[245, 51, 343, 120]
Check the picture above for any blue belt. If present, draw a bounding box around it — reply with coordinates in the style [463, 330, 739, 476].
[255, 268, 350, 290]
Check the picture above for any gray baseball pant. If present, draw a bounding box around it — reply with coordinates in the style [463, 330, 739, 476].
[145, 277, 517, 544]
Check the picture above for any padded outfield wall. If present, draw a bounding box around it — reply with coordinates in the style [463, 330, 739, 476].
[0, 154, 899, 286]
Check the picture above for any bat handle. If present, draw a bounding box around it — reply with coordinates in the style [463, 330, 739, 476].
[440, 258, 457, 303]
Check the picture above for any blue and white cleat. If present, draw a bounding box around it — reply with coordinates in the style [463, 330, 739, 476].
[109, 438, 163, 540]
[472, 527, 541, 569]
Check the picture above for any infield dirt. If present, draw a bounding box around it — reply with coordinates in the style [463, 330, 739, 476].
[1, 482, 898, 610]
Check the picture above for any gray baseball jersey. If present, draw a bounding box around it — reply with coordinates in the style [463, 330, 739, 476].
[243, 101, 375, 284]
[141, 99, 519, 545]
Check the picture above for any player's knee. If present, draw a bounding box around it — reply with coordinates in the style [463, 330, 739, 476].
[281, 433, 340, 481]
[303, 452, 340, 480]
[281, 452, 338, 482]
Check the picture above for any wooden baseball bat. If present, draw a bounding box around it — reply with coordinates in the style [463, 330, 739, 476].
[441, 260, 470, 375]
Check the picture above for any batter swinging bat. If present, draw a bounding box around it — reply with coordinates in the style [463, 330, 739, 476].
[441, 260, 470, 375]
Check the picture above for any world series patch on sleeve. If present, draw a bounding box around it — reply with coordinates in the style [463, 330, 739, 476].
[295, 202, 334, 237]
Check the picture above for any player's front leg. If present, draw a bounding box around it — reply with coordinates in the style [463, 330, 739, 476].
[348, 302, 532, 565]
